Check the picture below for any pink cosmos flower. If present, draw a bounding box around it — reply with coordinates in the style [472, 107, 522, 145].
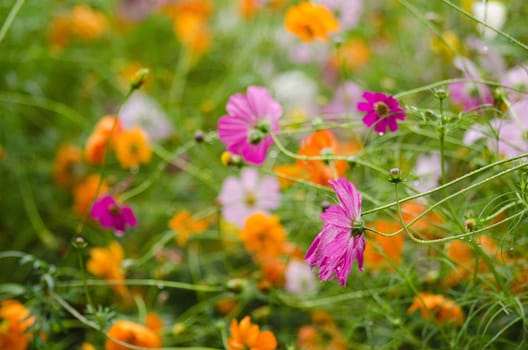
[90, 195, 137, 235]
[357, 91, 406, 134]
[284, 260, 317, 295]
[321, 81, 363, 119]
[464, 99, 528, 157]
[305, 178, 365, 286]
[318, 0, 363, 32]
[448, 81, 493, 111]
[217, 86, 282, 166]
[218, 168, 280, 228]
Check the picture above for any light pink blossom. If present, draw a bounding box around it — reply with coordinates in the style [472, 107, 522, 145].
[218, 168, 280, 228]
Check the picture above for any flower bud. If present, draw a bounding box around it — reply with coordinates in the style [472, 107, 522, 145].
[226, 278, 247, 294]
[129, 68, 149, 92]
[221, 151, 243, 167]
[72, 236, 88, 249]
[388, 168, 403, 184]
[194, 130, 204, 143]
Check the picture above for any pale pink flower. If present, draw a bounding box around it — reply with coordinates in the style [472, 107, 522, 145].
[305, 178, 365, 286]
[322, 81, 363, 119]
[218, 168, 280, 228]
[217, 86, 282, 165]
[284, 260, 317, 295]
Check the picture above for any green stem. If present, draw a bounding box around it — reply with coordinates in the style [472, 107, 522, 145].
[362, 152, 528, 216]
[439, 0, 528, 52]
[56, 279, 223, 293]
[76, 250, 93, 311]
[0, 0, 25, 44]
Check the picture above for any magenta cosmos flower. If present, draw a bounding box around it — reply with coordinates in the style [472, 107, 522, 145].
[305, 178, 365, 286]
[217, 86, 282, 165]
[218, 167, 280, 228]
[357, 91, 406, 134]
[90, 195, 137, 235]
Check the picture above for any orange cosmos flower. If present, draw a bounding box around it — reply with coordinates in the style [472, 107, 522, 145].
[240, 213, 286, 261]
[408, 292, 465, 325]
[114, 126, 152, 169]
[364, 220, 404, 272]
[296, 311, 346, 350]
[273, 163, 309, 189]
[53, 144, 83, 188]
[163, 0, 213, 57]
[168, 210, 209, 246]
[48, 15, 72, 52]
[297, 130, 348, 186]
[227, 316, 277, 350]
[105, 320, 161, 350]
[85, 115, 122, 165]
[72, 174, 108, 216]
[331, 38, 371, 72]
[285, 2, 339, 42]
[0, 300, 35, 350]
[87, 241, 128, 296]
[70, 4, 107, 40]
[400, 201, 444, 239]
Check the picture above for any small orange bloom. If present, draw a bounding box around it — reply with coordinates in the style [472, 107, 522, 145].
[53, 144, 83, 187]
[227, 316, 277, 350]
[364, 220, 404, 272]
[240, 213, 286, 261]
[163, 0, 213, 57]
[408, 292, 465, 325]
[87, 241, 128, 296]
[273, 163, 309, 189]
[296, 311, 346, 350]
[72, 174, 108, 216]
[0, 300, 35, 350]
[85, 115, 122, 165]
[70, 4, 107, 40]
[260, 258, 286, 287]
[114, 127, 152, 169]
[400, 201, 443, 239]
[285, 2, 339, 42]
[331, 38, 371, 72]
[105, 320, 161, 350]
[82, 343, 96, 350]
[48, 15, 71, 51]
[168, 210, 209, 246]
[297, 130, 348, 186]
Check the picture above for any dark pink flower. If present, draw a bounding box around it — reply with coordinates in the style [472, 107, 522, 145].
[357, 91, 405, 134]
[217, 86, 282, 165]
[90, 195, 137, 235]
[305, 178, 365, 286]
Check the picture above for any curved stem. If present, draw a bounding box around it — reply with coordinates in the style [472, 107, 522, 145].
[0, 0, 25, 44]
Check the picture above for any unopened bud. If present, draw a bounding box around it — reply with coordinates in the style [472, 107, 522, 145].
[433, 88, 448, 100]
[321, 200, 331, 212]
[221, 151, 243, 167]
[129, 68, 149, 92]
[388, 168, 403, 184]
[72, 236, 87, 249]
[464, 218, 476, 232]
[226, 278, 247, 294]
[194, 130, 204, 143]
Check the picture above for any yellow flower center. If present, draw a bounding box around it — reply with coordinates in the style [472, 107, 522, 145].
[374, 101, 389, 117]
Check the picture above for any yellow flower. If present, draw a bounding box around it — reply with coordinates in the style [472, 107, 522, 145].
[168, 210, 209, 246]
[285, 2, 339, 42]
[115, 127, 152, 169]
[87, 241, 128, 296]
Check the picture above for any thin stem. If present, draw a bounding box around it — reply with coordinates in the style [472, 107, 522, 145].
[0, 0, 25, 44]
[439, 0, 528, 52]
[362, 152, 528, 216]
[56, 279, 223, 293]
[76, 250, 93, 311]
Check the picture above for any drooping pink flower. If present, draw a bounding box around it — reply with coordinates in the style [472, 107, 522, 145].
[218, 168, 280, 228]
[217, 86, 282, 165]
[90, 195, 137, 235]
[357, 91, 405, 134]
[305, 178, 365, 286]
